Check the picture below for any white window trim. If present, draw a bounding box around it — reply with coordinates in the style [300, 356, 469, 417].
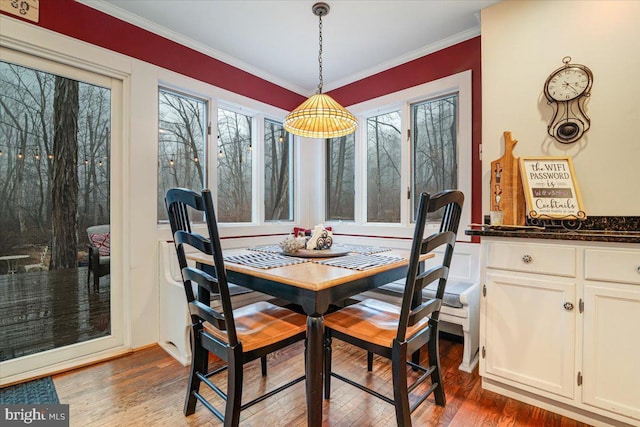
[320, 70, 472, 242]
[156, 69, 299, 238]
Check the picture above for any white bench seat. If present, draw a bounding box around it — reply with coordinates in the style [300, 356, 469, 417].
[158, 241, 272, 365]
[353, 278, 479, 373]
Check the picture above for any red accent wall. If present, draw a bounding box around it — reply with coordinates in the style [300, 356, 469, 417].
[328, 38, 482, 234]
[0, 0, 305, 111]
[3, 3, 481, 233]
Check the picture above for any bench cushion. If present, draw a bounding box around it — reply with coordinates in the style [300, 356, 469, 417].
[377, 279, 473, 308]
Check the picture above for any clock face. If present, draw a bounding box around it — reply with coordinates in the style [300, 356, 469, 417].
[546, 67, 589, 101]
[546, 67, 590, 101]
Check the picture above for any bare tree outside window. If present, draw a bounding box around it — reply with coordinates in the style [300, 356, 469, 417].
[411, 94, 458, 220]
[217, 108, 252, 222]
[157, 88, 207, 221]
[326, 133, 355, 221]
[367, 111, 401, 223]
[0, 61, 110, 263]
[0, 60, 111, 360]
[264, 119, 293, 221]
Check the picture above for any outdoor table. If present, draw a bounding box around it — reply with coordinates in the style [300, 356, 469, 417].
[0, 254, 30, 274]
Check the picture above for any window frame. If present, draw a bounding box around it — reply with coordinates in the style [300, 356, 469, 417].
[156, 70, 297, 236]
[321, 70, 472, 242]
[157, 86, 209, 223]
[263, 118, 295, 222]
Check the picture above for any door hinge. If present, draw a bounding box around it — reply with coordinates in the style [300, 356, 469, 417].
[407, 128, 411, 140]
[483, 284, 487, 297]
[479, 143, 482, 161]
[482, 346, 486, 358]
[579, 298, 584, 313]
[207, 123, 212, 135]
[407, 187, 411, 200]
[577, 371, 583, 386]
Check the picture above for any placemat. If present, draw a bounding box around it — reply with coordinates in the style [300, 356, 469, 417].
[224, 252, 309, 269]
[314, 254, 405, 270]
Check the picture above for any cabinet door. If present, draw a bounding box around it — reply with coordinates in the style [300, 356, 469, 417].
[583, 282, 640, 421]
[484, 272, 576, 398]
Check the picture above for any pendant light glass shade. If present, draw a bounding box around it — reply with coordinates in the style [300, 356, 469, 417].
[284, 2, 357, 139]
[284, 93, 357, 138]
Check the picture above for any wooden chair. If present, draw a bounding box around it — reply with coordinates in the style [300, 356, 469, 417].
[165, 188, 306, 426]
[87, 224, 110, 291]
[323, 190, 464, 426]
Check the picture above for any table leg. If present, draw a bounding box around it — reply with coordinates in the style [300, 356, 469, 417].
[306, 314, 324, 427]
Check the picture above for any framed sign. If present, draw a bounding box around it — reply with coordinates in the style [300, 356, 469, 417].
[520, 157, 586, 220]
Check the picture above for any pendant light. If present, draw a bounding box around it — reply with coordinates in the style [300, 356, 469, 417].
[283, 2, 357, 139]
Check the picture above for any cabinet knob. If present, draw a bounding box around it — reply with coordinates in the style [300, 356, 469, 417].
[563, 302, 574, 311]
[522, 254, 533, 264]
[637, 265, 640, 274]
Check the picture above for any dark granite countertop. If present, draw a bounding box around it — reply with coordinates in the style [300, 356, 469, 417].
[465, 216, 640, 244]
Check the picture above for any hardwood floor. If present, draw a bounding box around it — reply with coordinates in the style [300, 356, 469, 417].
[0, 268, 110, 362]
[53, 337, 591, 426]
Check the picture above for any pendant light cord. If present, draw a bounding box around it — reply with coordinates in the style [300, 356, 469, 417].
[317, 13, 323, 94]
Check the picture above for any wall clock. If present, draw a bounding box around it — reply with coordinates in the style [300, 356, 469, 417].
[544, 56, 593, 144]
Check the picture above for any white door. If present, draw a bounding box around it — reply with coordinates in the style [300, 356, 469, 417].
[0, 47, 126, 385]
[483, 272, 577, 399]
[582, 282, 640, 421]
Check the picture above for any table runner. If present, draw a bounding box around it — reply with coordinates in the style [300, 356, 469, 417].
[334, 244, 391, 255]
[249, 243, 391, 255]
[247, 244, 282, 253]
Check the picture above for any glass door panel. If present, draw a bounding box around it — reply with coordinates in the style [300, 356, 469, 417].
[0, 49, 123, 383]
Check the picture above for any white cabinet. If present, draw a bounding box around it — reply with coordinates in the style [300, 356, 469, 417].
[484, 272, 576, 399]
[582, 247, 640, 422]
[479, 237, 640, 426]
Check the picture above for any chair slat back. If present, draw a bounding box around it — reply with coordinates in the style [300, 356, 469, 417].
[397, 190, 464, 342]
[165, 188, 239, 346]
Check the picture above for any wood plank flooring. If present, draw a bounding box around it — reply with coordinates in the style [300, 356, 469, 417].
[0, 268, 110, 361]
[53, 338, 591, 426]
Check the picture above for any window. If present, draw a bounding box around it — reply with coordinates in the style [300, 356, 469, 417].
[324, 70, 472, 239]
[264, 119, 293, 221]
[157, 88, 207, 221]
[367, 111, 401, 223]
[217, 108, 252, 222]
[156, 85, 296, 227]
[326, 133, 355, 221]
[411, 93, 458, 220]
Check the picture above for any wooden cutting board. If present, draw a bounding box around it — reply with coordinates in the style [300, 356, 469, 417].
[490, 131, 526, 225]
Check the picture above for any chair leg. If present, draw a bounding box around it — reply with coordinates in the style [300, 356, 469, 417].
[93, 270, 100, 292]
[323, 333, 332, 399]
[224, 348, 243, 427]
[427, 331, 446, 406]
[392, 341, 412, 427]
[411, 348, 421, 371]
[184, 329, 206, 416]
[260, 355, 267, 377]
[367, 351, 373, 371]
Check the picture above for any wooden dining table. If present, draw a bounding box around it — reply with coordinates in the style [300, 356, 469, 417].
[188, 247, 432, 427]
